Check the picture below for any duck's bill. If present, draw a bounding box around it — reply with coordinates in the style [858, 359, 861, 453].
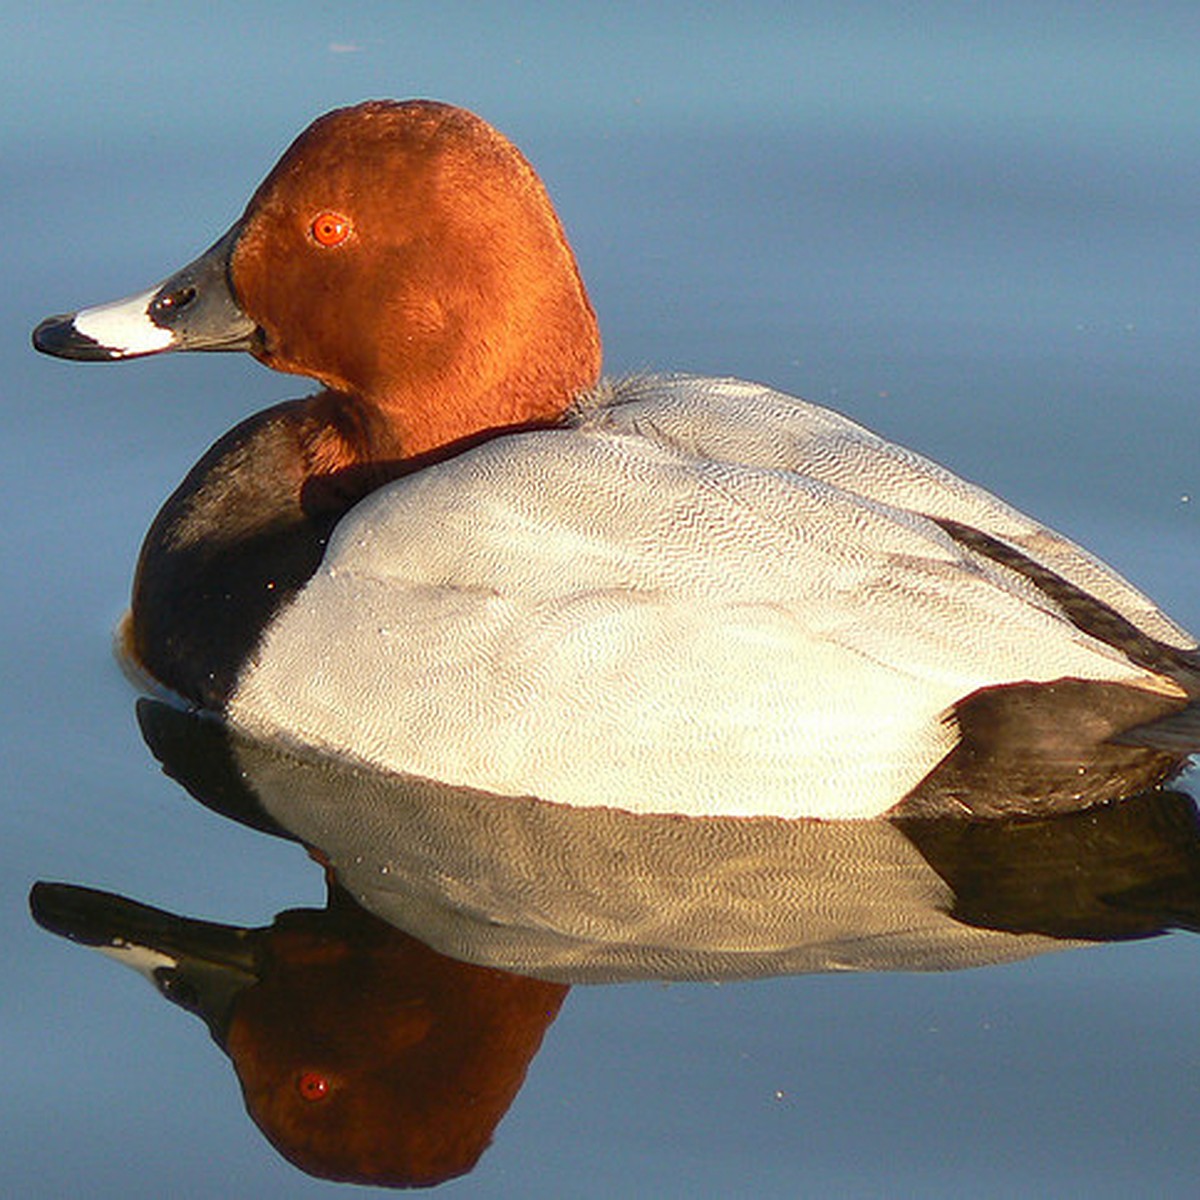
[29, 880, 259, 1040]
[32, 224, 258, 361]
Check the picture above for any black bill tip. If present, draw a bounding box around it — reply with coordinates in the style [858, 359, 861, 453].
[32, 313, 118, 361]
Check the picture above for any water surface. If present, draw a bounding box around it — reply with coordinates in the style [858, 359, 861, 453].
[5, 6, 1200, 1196]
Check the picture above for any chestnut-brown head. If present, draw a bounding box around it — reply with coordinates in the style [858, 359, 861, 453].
[232, 101, 601, 457]
[34, 100, 602, 463]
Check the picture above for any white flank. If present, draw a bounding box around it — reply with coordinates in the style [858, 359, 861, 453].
[228, 375, 1190, 821]
[73, 287, 174, 357]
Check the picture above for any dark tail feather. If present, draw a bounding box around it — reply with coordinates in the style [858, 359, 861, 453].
[1113, 701, 1200, 754]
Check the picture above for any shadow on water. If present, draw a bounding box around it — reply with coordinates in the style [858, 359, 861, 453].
[29, 700, 1200, 1188]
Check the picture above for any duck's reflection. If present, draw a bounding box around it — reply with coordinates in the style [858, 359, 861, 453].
[31, 879, 567, 1188]
[30, 700, 1200, 1187]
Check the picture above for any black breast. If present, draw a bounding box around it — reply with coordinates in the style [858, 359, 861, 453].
[131, 401, 351, 710]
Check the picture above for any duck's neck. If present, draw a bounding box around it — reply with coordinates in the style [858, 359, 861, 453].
[336, 311, 602, 465]
[300, 386, 568, 474]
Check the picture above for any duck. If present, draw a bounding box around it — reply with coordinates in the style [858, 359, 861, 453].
[32, 99, 1200, 820]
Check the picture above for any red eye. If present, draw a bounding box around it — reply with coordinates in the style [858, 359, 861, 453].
[311, 212, 353, 247]
[297, 1071, 330, 1101]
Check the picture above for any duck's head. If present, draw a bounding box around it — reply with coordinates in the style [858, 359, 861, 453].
[33, 100, 602, 462]
[31, 881, 569, 1188]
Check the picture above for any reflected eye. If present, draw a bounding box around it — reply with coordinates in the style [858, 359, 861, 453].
[297, 1071, 330, 1101]
[310, 212, 353, 247]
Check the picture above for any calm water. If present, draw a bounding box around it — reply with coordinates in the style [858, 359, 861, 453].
[6, 5, 1200, 1196]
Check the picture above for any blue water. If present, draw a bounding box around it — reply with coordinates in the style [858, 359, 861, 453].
[5, 4, 1200, 1196]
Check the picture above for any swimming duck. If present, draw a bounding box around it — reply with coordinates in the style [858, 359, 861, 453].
[32, 100, 1200, 819]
